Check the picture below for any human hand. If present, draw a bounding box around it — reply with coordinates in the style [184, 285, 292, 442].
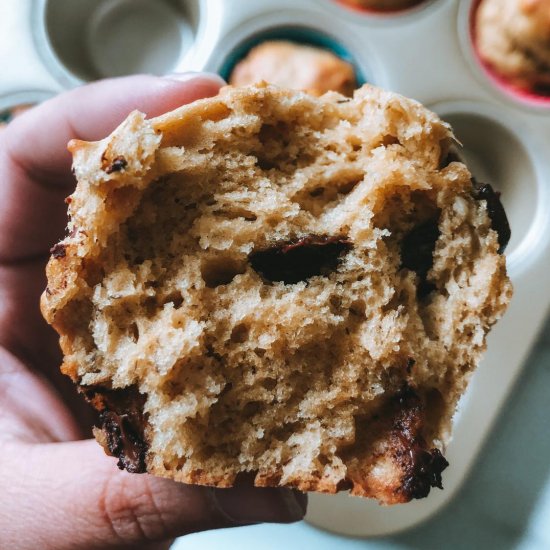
[0, 73, 307, 550]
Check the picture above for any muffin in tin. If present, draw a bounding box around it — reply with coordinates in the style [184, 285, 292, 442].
[475, 0, 550, 93]
[229, 41, 357, 97]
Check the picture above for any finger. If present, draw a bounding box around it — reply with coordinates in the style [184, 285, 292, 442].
[0, 281, 96, 433]
[5, 72, 225, 183]
[0, 73, 224, 262]
[0, 346, 81, 443]
[2, 440, 307, 550]
[0, 260, 62, 369]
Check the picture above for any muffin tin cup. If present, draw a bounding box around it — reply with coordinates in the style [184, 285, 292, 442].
[2, 0, 550, 538]
[430, 100, 548, 273]
[33, 0, 203, 86]
[0, 89, 52, 114]
[204, 9, 376, 88]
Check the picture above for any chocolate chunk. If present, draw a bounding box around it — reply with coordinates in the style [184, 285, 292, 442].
[100, 410, 148, 473]
[336, 478, 354, 491]
[249, 235, 352, 284]
[400, 220, 440, 297]
[391, 386, 449, 500]
[104, 155, 128, 174]
[49, 242, 66, 259]
[401, 447, 448, 499]
[344, 385, 448, 502]
[472, 181, 511, 254]
[83, 386, 148, 474]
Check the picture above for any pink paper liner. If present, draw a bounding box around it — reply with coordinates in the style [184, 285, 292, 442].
[335, 0, 427, 16]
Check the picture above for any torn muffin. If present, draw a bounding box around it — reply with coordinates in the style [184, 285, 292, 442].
[41, 83, 512, 504]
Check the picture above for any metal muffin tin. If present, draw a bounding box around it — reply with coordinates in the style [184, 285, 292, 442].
[2, 0, 549, 538]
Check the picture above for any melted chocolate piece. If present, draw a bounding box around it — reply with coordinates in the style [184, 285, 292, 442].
[392, 386, 449, 501]
[83, 386, 148, 474]
[401, 447, 448, 498]
[249, 235, 352, 284]
[49, 242, 66, 259]
[100, 411, 148, 474]
[104, 155, 128, 174]
[400, 220, 440, 298]
[472, 181, 511, 254]
[336, 478, 354, 491]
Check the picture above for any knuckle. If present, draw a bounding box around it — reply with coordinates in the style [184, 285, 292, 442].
[98, 471, 168, 544]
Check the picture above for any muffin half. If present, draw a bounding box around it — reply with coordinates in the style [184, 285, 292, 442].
[42, 83, 512, 504]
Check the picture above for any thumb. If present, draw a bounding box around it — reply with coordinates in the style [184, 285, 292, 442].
[2, 439, 307, 550]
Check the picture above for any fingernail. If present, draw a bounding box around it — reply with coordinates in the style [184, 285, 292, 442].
[212, 486, 307, 525]
[164, 71, 226, 86]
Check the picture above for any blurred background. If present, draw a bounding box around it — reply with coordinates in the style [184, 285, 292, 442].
[2, 0, 549, 548]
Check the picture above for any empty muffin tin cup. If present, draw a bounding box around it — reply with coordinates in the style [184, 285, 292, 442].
[432, 101, 543, 271]
[464, 0, 550, 109]
[38, 0, 199, 84]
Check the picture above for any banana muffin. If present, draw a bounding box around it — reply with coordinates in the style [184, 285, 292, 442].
[476, 0, 550, 93]
[42, 83, 512, 504]
[229, 41, 357, 97]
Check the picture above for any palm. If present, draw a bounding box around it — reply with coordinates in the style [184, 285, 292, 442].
[0, 239, 94, 441]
